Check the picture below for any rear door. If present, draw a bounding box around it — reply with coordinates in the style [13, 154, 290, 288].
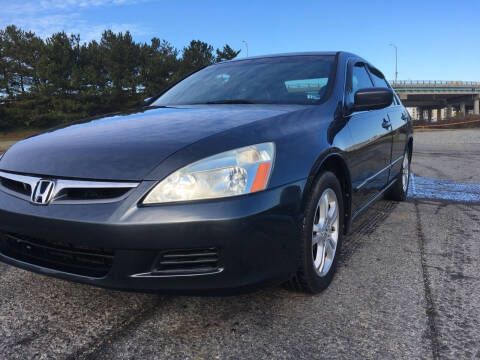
[345, 61, 394, 214]
[367, 66, 408, 181]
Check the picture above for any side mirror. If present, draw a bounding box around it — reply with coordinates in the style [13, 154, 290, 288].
[352, 87, 393, 112]
[142, 97, 153, 107]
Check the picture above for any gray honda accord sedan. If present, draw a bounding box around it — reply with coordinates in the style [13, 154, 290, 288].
[0, 52, 412, 294]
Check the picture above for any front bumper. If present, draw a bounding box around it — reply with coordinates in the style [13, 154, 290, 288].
[0, 180, 306, 294]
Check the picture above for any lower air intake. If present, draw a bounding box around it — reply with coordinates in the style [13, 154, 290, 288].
[0, 232, 114, 278]
[152, 248, 221, 276]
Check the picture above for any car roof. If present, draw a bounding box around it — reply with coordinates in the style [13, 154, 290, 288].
[214, 51, 386, 78]
[219, 51, 345, 63]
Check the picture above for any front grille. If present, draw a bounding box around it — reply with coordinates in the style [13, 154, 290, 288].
[0, 177, 31, 196]
[0, 232, 114, 278]
[54, 187, 131, 202]
[0, 170, 139, 205]
[152, 248, 221, 275]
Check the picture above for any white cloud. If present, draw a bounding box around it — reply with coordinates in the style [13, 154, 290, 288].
[39, 0, 149, 10]
[76, 23, 149, 43]
[0, 0, 150, 41]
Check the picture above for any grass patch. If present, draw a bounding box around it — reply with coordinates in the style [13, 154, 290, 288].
[0, 140, 17, 152]
[0, 128, 42, 152]
[0, 128, 41, 140]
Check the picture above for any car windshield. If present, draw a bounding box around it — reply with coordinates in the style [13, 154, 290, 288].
[153, 55, 335, 106]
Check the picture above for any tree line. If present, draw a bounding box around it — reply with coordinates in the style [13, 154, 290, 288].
[0, 25, 241, 131]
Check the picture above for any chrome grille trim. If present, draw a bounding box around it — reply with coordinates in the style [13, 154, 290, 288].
[0, 171, 38, 202]
[0, 170, 139, 204]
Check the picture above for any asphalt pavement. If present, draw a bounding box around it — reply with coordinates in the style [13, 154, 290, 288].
[0, 129, 479, 359]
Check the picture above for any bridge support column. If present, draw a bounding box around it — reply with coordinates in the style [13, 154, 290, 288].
[460, 102, 466, 115]
[474, 97, 480, 115]
[427, 109, 432, 122]
[447, 105, 453, 119]
[436, 107, 442, 121]
[418, 107, 424, 121]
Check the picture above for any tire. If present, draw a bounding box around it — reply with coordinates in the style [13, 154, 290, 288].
[386, 149, 411, 201]
[285, 171, 344, 294]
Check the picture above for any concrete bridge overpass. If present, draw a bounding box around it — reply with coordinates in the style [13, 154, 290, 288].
[391, 81, 480, 121]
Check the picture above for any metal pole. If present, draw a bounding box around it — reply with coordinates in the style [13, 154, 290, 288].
[242, 40, 249, 57]
[389, 43, 398, 82]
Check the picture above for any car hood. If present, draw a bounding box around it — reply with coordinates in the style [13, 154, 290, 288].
[0, 104, 306, 181]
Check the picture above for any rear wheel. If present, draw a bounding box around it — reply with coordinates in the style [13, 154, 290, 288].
[285, 171, 344, 294]
[386, 149, 410, 201]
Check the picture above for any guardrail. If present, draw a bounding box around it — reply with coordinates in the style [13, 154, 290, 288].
[391, 80, 480, 88]
[414, 118, 480, 129]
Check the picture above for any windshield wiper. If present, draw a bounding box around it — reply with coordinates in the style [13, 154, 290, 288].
[144, 105, 171, 109]
[203, 99, 259, 104]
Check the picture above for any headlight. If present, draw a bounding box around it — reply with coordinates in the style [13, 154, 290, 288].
[143, 142, 275, 204]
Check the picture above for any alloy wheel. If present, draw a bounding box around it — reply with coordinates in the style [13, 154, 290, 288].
[312, 188, 339, 277]
[402, 153, 409, 192]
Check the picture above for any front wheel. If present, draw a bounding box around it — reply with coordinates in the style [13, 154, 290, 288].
[285, 171, 344, 294]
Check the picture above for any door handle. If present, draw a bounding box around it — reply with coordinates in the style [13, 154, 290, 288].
[401, 113, 408, 121]
[382, 118, 391, 129]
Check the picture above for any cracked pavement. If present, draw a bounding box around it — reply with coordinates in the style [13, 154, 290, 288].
[0, 129, 479, 359]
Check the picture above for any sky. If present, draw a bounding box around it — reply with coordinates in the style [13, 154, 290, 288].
[1, 0, 479, 81]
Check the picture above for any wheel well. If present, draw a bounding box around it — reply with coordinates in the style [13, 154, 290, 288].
[305, 154, 352, 235]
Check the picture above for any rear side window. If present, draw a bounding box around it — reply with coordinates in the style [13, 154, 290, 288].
[346, 63, 373, 105]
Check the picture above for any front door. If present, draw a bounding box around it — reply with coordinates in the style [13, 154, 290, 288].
[367, 65, 408, 182]
[344, 61, 393, 214]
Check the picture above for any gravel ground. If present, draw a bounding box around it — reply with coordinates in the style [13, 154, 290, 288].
[0, 128, 479, 359]
[412, 129, 480, 183]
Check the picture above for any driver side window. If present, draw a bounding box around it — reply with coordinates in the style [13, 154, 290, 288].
[347, 63, 373, 106]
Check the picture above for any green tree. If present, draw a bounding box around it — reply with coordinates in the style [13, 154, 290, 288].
[82, 40, 108, 95]
[0, 25, 244, 132]
[0, 30, 8, 96]
[100, 30, 141, 95]
[139, 37, 178, 96]
[215, 44, 241, 62]
[1, 25, 43, 96]
[179, 40, 215, 76]
[36, 32, 78, 95]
